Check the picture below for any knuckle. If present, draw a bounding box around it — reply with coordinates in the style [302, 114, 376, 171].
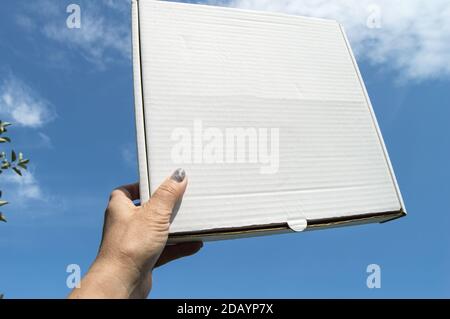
[152, 206, 173, 224]
[143, 202, 172, 228]
[150, 217, 171, 233]
[153, 183, 178, 202]
[105, 202, 116, 218]
[109, 189, 122, 200]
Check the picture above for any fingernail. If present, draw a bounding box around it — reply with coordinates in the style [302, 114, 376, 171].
[171, 168, 186, 183]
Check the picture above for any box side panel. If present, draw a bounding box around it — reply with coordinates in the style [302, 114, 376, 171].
[168, 225, 291, 243]
[168, 210, 404, 243]
[132, 0, 150, 202]
[338, 24, 406, 213]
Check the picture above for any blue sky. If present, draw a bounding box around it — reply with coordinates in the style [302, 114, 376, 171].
[0, 0, 449, 298]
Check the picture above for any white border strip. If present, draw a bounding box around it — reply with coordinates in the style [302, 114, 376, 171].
[132, 0, 150, 202]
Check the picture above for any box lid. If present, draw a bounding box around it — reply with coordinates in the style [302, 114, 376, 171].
[131, 0, 406, 241]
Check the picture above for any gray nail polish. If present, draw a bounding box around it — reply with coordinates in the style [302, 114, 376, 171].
[171, 168, 186, 183]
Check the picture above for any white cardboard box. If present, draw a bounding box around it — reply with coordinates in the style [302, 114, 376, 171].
[131, 0, 406, 242]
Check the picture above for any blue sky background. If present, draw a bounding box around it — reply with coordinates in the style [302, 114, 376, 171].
[0, 0, 449, 298]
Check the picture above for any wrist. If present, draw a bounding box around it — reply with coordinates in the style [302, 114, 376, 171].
[69, 252, 146, 299]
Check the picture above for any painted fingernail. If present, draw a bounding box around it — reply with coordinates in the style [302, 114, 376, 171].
[171, 168, 186, 183]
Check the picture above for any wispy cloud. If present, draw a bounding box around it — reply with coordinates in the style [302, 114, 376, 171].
[2, 170, 44, 203]
[16, 0, 131, 67]
[15, 14, 36, 31]
[0, 74, 55, 128]
[0, 73, 55, 210]
[36, 132, 53, 149]
[102, 0, 131, 13]
[15, 0, 450, 80]
[121, 144, 137, 168]
[0, 168, 67, 219]
[209, 0, 450, 82]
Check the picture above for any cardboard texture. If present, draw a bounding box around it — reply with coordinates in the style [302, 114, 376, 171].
[131, 0, 406, 242]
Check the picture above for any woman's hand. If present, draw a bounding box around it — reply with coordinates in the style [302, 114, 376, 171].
[68, 169, 203, 299]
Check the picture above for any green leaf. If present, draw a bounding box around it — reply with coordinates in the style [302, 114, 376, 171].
[0, 200, 8, 207]
[0, 213, 6, 223]
[1, 162, 10, 169]
[0, 121, 9, 134]
[0, 137, 11, 143]
[18, 163, 28, 170]
[12, 167, 22, 176]
[11, 150, 17, 162]
[20, 159, 30, 165]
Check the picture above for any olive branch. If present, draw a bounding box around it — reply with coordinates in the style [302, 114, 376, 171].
[0, 120, 30, 223]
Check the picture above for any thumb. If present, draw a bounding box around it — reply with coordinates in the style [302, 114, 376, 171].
[144, 168, 187, 223]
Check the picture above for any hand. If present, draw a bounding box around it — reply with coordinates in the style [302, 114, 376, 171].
[68, 169, 203, 299]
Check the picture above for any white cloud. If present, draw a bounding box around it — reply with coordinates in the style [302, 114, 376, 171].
[2, 170, 44, 203]
[15, 0, 450, 80]
[17, 0, 131, 67]
[0, 74, 54, 211]
[214, 0, 450, 81]
[0, 75, 55, 128]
